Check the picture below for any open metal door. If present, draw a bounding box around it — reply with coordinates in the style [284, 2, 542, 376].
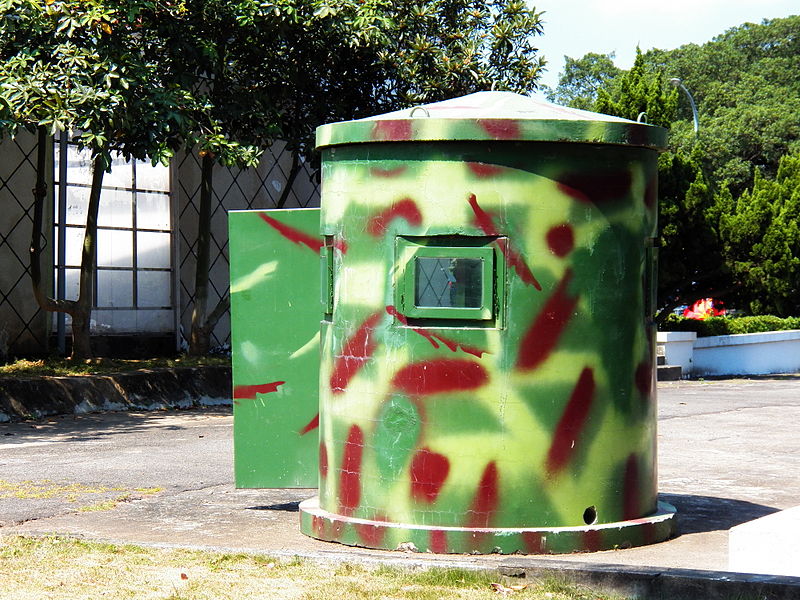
[229, 208, 320, 488]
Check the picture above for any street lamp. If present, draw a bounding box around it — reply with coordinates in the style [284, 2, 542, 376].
[669, 77, 699, 135]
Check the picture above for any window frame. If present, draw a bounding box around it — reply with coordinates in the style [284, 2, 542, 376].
[395, 236, 505, 324]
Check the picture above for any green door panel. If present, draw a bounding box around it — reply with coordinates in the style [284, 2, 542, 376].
[229, 208, 321, 488]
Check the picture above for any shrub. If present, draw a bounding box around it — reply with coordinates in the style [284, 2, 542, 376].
[660, 314, 800, 337]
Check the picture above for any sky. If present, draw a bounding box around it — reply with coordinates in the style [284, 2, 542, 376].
[530, 0, 799, 91]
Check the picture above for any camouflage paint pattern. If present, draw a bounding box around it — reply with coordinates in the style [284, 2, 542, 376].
[230, 208, 321, 488]
[299, 92, 676, 553]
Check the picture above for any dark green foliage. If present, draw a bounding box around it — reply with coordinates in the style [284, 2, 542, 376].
[646, 15, 800, 194]
[656, 151, 729, 318]
[548, 15, 800, 318]
[542, 52, 621, 110]
[593, 48, 678, 128]
[661, 314, 800, 337]
[718, 153, 800, 316]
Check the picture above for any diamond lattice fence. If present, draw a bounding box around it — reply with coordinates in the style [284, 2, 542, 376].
[0, 133, 52, 358]
[177, 142, 320, 350]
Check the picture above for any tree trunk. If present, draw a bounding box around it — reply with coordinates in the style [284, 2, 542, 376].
[69, 155, 104, 359]
[188, 153, 215, 355]
[29, 130, 104, 359]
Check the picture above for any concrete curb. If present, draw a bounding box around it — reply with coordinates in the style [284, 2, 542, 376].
[496, 559, 800, 600]
[0, 365, 232, 422]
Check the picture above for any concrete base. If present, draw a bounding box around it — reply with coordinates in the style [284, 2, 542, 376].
[729, 506, 800, 577]
[300, 497, 677, 555]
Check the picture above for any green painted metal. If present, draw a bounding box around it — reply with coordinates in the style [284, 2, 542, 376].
[229, 208, 321, 488]
[299, 91, 676, 553]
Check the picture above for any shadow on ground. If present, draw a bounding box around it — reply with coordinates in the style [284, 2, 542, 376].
[0, 407, 232, 441]
[662, 493, 779, 535]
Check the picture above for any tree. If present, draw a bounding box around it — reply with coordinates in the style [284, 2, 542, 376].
[593, 48, 678, 128]
[162, 0, 547, 354]
[646, 15, 800, 194]
[718, 153, 800, 316]
[0, 0, 194, 358]
[543, 52, 620, 110]
[656, 151, 728, 321]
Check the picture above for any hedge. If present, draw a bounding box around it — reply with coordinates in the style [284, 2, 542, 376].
[660, 315, 800, 337]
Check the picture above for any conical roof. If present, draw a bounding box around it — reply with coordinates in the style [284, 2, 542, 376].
[316, 91, 666, 150]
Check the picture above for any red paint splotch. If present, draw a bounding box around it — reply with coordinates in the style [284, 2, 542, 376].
[355, 515, 387, 547]
[258, 213, 322, 253]
[319, 442, 328, 479]
[391, 358, 488, 397]
[386, 306, 487, 358]
[546, 224, 575, 258]
[467, 194, 541, 290]
[522, 532, 547, 554]
[467, 461, 499, 529]
[623, 454, 640, 520]
[545, 367, 596, 475]
[557, 172, 633, 205]
[429, 529, 448, 554]
[299, 413, 319, 436]
[372, 120, 412, 141]
[312, 515, 327, 538]
[477, 119, 520, 139]
[467, 162, 506, 178]
[370, 165, 407, 178]
[635, 361, 653, 397]
[582, 529, 603, 552]
[339, 424, 364, 516]
[366, 198, 422, 237]
[233, 381, 285, 399]
[410, 448, 450, 503]
[332, 238, 349, 254]
[330, 311, 384, 394]
[515, 269, 578, 371]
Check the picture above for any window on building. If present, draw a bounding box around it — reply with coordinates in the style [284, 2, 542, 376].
[53, 140, 174, 334]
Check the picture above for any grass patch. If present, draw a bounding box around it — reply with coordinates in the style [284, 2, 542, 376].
[0, 480, 162, 512]
[0, 356, 230, 379]
[0, 536, 628, 600]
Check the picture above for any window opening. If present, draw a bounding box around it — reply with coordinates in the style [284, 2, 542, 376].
[395, 236, 505, 327]
[53, 138, 173, 334]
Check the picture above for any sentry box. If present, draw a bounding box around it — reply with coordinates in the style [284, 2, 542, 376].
[229, 91, 677, 554]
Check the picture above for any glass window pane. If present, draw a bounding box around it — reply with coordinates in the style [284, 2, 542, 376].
[137, 271, 171, 307]
[415, 257, 483, 308]
[136, 309, 173, 333]
[97, 229, 133, 267]
[64, 185, 89, 225]
[65, 145, 93, 186]
[98, 189, 133, 228]
[137, 231, 171, 268]
[63, 267, 80, 301]
[135, 162, 170, 192]
[136, 192, 170, 230]
[64, 227, 85, 267]
[103, 153, 133, 189]
[96, 269, 133, 308]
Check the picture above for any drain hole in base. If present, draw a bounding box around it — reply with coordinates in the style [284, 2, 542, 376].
[583, 505, 597, 525]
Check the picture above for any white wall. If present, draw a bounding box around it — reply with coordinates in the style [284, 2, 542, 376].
[659, 329, 800, 377]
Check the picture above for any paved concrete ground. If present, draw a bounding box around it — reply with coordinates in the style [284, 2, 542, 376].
[1, 378, 799, 577]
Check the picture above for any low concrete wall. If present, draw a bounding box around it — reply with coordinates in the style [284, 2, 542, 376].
[693, 330, 800, 376]
[658, 329, 800, 378]
[657, 331, 697, 375]
[0, 365, 231, 422]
